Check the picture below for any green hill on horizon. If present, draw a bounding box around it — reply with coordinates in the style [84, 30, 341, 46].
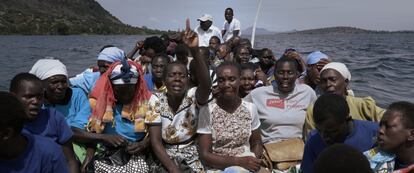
[0, 0, 164, 35]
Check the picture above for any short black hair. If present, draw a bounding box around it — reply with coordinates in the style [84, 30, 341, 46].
[274, 56, 299, 74]
[313, 94, 350, 125]
[260, 48, 273, 57]
[209, 36, 221, 44]
[240, 62, 257, 72]
[151, 53, 171, 65]
[143, 36, 167, 54]
[162, 62, 188, 80]
[0, 91, 26, 133]
[387, 101, 414, 128]
[225, 7, 233, 13]
[314, 144, 373, 173]
[216, 61, 241, 76]
[9, 72, 42, 93]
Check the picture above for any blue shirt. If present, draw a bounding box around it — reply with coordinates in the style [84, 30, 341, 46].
[46, 87, 91, 130]
[144, 73, 154, 92]
[69, 70, 100, 94]
[24, 108, 73, 145]
[102, 104, 146, 142]
[0, 132, 69, 173]
[301, 120, 379, 173]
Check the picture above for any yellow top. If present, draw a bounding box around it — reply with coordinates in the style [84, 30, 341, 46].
[304, 95, 385, 139]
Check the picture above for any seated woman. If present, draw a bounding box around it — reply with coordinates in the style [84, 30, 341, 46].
[145, 27, 212, 172]
[239, 63, 267, 98]
[364, 101, 414, 173]
[244, 56, 317, 170]
[304, 62, 385, 137]
[198, 62, 263, 172]
[87, 59, 152, 172]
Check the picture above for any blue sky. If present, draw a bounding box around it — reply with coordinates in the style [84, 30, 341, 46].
[97, 0, 414, 32]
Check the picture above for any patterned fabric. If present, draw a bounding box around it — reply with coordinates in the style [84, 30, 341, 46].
[145, 87, 198, 144]
[164, 142, 204, 172]
[211, 104, 251, 156]
[94, 154, 149, 173]
[364, 147, 396, 173]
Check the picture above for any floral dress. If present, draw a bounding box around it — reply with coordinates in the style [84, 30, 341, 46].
[197, 100, 261, 172]
[145, 87, 204, 172]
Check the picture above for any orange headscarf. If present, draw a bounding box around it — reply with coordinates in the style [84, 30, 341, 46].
[87, 60, 151, 133]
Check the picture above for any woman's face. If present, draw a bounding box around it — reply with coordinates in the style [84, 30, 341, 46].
[164, 64, 188, 97]
[319, 69, 348, 96]
[217, 65, 240, 99]
[274, 61, 298, 93]
[239, 69, 255, 96]
[44, 75, 68, 102]
[237, 47, 251, 64]
[14, 80, 43, 121]
[113, 84, 136, 104]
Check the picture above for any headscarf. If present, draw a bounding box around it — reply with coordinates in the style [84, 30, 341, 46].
[306, 51, 328, 65]
[87, 59, 151, 133]
[29, 59, 68, 80]
[97, 47, 125, 63]
[321, 62, 351, 81]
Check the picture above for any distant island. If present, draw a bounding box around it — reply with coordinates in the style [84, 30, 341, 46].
[0, 0, 165, 35]
[242, 26, 414, 36]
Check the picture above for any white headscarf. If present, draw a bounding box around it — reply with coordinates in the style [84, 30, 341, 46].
[29, 59, 68, 80]
[321, 62, 351, 81]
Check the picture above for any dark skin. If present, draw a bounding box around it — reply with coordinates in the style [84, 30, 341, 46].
[0, 128, 28, 160]
[209, 37, 220, 51]
[151, 56, 168, 89]
[148, 19, 212, 173]
[315, 116, 353, 146]
[97, 60, 112, 74]
[222, 9, 240, 38]
[200, 20, 212, 31]
[260, 49, 275, 74]
[236, 47, 251, 64]
[319, 69, 348, 96]
[43, 75, 135, 172]
[13, 80, 80, 173]
[199, 65, 263, 171]
[274, 61, 299, 94]
[239, 69, 256, 98]
[305, 58, 331, 89]
[80, 83, 151, 172]
[378, 110, 414, 166]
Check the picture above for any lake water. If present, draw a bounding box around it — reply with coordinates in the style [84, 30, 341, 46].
[1, 33, 413, 107]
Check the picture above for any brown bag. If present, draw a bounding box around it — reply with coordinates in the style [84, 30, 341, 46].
[262, 138, 305, 170]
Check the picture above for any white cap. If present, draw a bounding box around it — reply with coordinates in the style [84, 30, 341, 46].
[198, 14, 213, 22]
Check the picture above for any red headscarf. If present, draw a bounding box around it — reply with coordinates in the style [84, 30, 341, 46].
[87, 60, 151, 133]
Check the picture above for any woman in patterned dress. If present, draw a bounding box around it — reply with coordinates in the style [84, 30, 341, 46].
[145, 25, 212, 173]
[198, 62, 263, 173]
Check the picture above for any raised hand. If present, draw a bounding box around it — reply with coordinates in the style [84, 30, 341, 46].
[182, 18, 198, 48]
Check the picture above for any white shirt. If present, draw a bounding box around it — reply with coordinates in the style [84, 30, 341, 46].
[244, 84, 317, 144]
[195, 25, 223, 47]
[222, 18, 241, 41]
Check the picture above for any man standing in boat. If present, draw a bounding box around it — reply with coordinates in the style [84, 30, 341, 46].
[195, 14, 223, 47]
[222, 7, 241, 42]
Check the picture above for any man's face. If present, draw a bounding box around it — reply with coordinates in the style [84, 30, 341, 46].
[209, 38, 220, 51]
[316, 117, 350, 145]
[225, 9, 233, 22]
[260, 50, 274, 66]
[200, 21, 212, 31]
[378, 110, 412, 153]
[14, 80, 43, 121]
[151, 57, 167, 80]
